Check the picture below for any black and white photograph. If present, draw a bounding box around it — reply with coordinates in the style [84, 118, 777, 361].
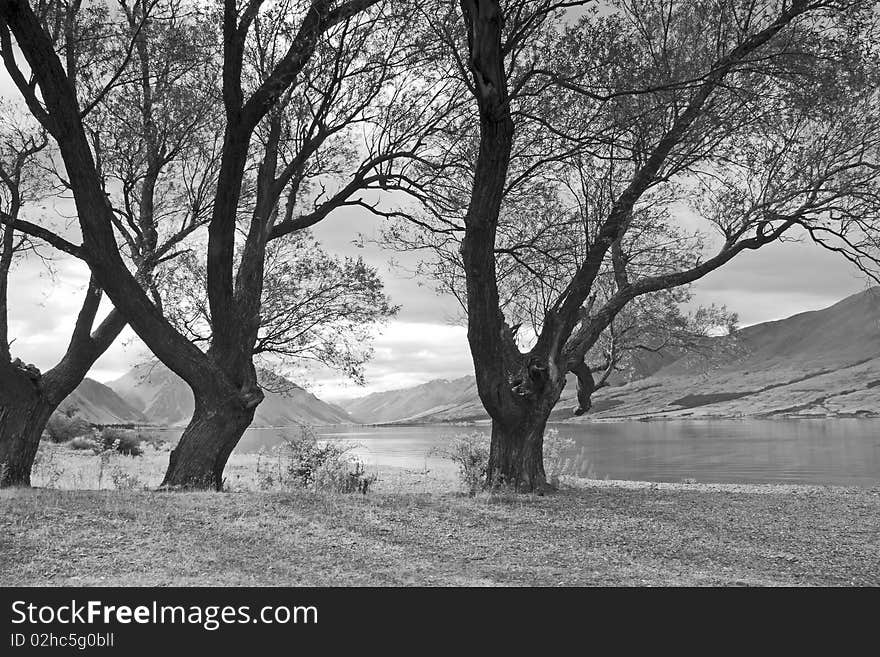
[0, 0, 878, 633]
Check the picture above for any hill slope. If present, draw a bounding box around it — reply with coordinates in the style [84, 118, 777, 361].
[340, 376, 481, 423]
[58, 378, 148, 425]
[340, 288, 880, 423]
[109, 363, 357, 427]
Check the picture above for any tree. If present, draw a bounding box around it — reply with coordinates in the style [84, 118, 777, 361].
[157, 232, 398, 384]
[393, 0, 880, 490]
[0, 105, 127, 487]
[0, 0, 220, 486]
[0, 0, 441, 488]
[569, 287, 738, 414]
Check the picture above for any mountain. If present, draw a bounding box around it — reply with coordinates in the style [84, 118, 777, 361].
[58, 378, 148, 425]
[108, 362, 358, 427]
[339, 288, 880, 423]
[579, 287, 880, 421]
[340, 375, 482, 423]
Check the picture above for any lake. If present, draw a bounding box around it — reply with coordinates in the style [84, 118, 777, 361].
[208, 419, 880, 487]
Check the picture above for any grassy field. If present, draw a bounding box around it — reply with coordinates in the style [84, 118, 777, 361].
[2, 462, 878, 586]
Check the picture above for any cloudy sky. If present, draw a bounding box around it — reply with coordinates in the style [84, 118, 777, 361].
[1, 64, 874, 403]
[5, 201, 872, 401]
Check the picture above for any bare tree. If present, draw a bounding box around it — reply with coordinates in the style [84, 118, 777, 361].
[393, 0, 880, 490]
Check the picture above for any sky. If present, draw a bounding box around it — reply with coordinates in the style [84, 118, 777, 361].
[1, 40, 875, 403]
[5, 202, 873, 401]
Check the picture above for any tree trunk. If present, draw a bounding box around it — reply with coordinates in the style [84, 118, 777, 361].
[484, 366, 565, 493]
[0, 364, 53, 488]
[487, 414, 552, 492]
[160, 393, 258, 490]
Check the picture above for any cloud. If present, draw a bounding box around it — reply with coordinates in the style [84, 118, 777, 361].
[688, 232, 873, 326]
[308, 321, 474, 400]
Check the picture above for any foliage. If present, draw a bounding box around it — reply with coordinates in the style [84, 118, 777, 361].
[45, 413, 92, 443]
[584, 287, 740, 388]
[157, 232, 398, 384]
[98, 428, 143, 456]
[255, 426, 375, 494]
[110, 469, 145, 491]
[440, 429, 585, 493]
[68, 436, 99, 451]
[441, 432, 490, 496]
[131, 429, 168, 451]
[542, 429, 578, 487]
[31, 444, 64, 488]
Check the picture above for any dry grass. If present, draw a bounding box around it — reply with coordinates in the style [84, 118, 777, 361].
[1, 479, 877, 586]
[26, 442, 459, 494]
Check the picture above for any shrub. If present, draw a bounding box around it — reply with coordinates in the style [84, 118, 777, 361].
[68, 436, 98, 451]
[31, 444, 64, 488]
[440, 429, 581, 494]
[45, 413, 92, 443]
[442, 432, 490, 496]
[314, 457, 376, 494]
[111, 469, 145, 491]
[542, 429, 578, 487]
[256, 426, 375, 494]
[135, 429, 167, 450]
[98, 428, 143, 456]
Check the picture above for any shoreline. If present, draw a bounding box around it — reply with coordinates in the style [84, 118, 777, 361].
[97, 413, 880, 432]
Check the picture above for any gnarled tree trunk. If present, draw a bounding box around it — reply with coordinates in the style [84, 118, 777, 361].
[161, 384, 261, 490]
[487, 413, 551, 492]
[0, 362, 53, 487]
[0, 277, 126, 488]
[482, 356, 567, 493]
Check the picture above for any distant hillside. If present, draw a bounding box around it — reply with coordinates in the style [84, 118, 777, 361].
[109, 362, 358, 427]
[340, 287, 880, 423]
[577, 287, 880, 421]
[59, 378, 148, 425]
[340, 376, 481, 423]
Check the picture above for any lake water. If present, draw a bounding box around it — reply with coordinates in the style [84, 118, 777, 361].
[210, 419, 880, 487]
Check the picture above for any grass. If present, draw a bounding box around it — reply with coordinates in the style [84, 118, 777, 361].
[2, 447, 878, 585]
[25, 442, 458, 494]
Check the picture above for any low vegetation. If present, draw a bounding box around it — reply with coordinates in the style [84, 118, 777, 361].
[39, 411, 168, 459]
[440, 430, 580, 495]
[2, 482, 877, 586]
[4, 435, 876, 587]
[45, 413, 92, 443]
[255, 427, 376, 494]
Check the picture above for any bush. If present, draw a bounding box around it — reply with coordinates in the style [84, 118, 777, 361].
[256, 426, 375, 494]
[45, 413, 92, 443]
[314, 458, 376, 494]
[440, 429, 580, 494]
[98, 428, 143, 456]
[442, 432, 490, 496]
[68, 436, 98, 451]
[542, 429, 578, 487]
[31, 444, 64, 488]
[111, 469, 145, 490]
[135, 429, 167, 450]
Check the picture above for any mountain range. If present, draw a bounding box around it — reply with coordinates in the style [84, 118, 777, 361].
[337, 287, 880, 423]
[64, 362, 356, 427]
[58, 378, 149, 425]
[61, 287, 880, 427]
